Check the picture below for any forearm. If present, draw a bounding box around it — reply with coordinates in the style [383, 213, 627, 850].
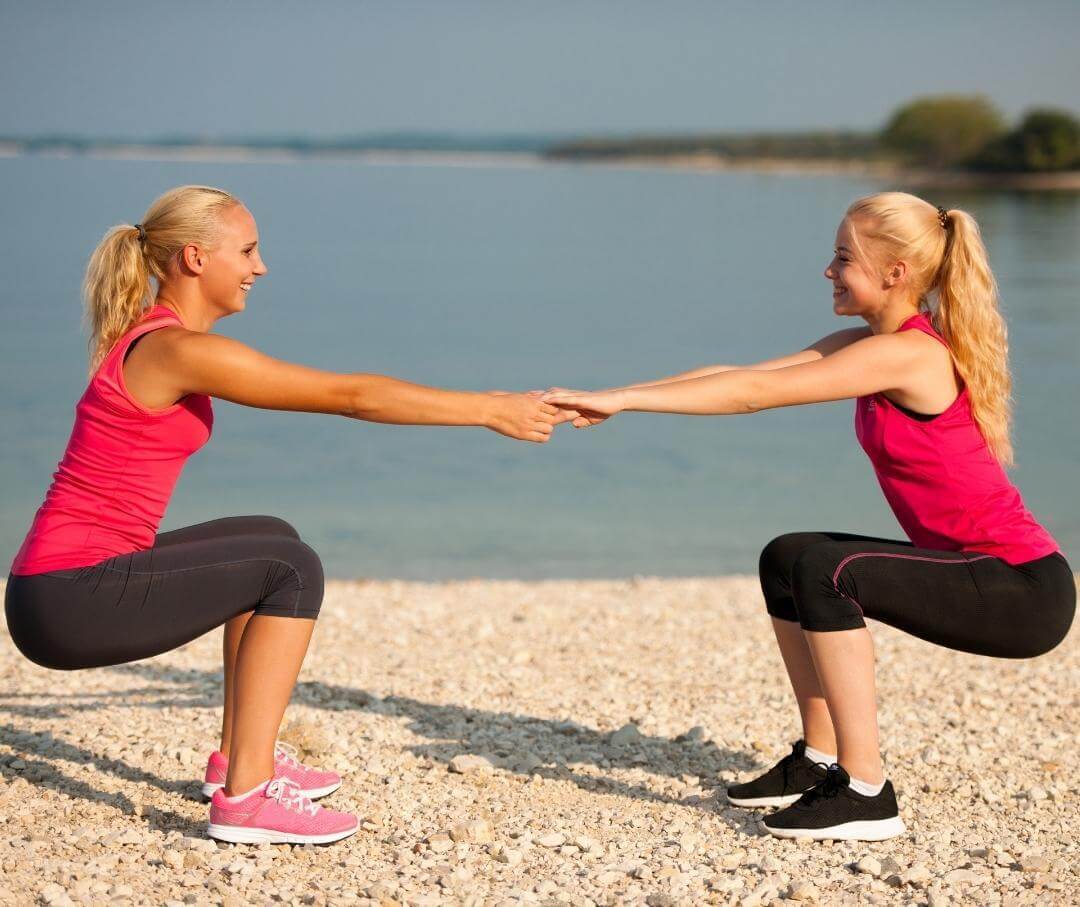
[345, 374, 493, 427]
[610, 363, 737, 392]
[622, 370, 764, 415]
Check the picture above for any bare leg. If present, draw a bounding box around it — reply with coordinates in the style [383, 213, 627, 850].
[224, 615, 316, 795]
[220, 611, 255, 757]
[804, 627, 883, 784]
[771, 618, 837, 755]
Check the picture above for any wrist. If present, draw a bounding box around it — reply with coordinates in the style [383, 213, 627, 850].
[478, 393, 501, 429]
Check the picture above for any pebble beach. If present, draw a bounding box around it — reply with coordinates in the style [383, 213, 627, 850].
[1, 575, 1076, 906]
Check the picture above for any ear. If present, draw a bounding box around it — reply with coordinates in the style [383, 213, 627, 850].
[883, 259, 908, 289]
[179, 242, 206, 275]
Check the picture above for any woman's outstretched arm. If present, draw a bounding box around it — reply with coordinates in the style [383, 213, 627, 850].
[549, 326, 873, 426]
[160, 331, 558, 443]
[544, 331, 923, 418]
[611, 326, 873, 391]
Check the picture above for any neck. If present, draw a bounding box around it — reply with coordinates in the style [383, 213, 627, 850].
[864, 302, 921, 336]
[153, 284, 222, 333]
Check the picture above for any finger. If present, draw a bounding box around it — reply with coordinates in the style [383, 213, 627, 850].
[528, 431, 550, 443]
[525, 389, 544, 398]
[538, 402, 560, 415]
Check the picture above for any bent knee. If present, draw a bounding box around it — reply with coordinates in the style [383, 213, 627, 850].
[256, 539, 325, 619]
[790, 544, 866, 632]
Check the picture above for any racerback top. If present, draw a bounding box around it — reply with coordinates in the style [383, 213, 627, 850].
[10, 305, 213, 575]
[855, 311, 1058, 565]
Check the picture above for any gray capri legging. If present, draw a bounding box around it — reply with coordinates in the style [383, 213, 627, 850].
[5, 515, 323, 670]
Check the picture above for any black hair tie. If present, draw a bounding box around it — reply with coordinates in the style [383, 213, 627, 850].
[935, 206, 949, 229]
[134, 223, 147, 243]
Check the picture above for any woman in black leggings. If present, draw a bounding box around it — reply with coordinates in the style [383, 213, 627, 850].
[544, 192, 1074, 840]
[5, 185, 561, 845]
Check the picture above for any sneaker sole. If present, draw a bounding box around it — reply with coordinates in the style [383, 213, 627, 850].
[727, 792, 805, 808]
[206, 822, 358, 845]
[201, 780, 342, 801]
[764, 815, 906, 841]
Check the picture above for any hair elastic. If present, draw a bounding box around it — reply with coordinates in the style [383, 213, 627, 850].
[134, 223, 147, 243]
[935, 206, 949, 229]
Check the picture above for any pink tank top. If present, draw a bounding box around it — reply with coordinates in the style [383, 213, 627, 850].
[855, 312, 1058, 565]
[10, 305, 213, 575]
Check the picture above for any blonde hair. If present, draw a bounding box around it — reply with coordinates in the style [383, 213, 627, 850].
[845, 192, 1013, 466]
[83, 185, 241, 373]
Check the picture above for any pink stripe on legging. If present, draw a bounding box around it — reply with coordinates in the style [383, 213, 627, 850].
[830, 551, 995, 616]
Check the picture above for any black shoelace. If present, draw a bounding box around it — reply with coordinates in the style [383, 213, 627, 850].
[799, 763, 849, 806]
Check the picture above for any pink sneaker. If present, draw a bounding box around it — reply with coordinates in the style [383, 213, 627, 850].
[201, 743, 342, 800]
[208, 778, 358, 845]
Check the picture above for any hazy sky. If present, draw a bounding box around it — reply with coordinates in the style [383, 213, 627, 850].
[2, 1, 1077, 138]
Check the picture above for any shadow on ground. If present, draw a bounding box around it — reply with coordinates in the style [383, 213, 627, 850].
[0, 661, 769, 836]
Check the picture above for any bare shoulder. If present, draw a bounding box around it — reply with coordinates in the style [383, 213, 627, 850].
[121, 325, 192, 410]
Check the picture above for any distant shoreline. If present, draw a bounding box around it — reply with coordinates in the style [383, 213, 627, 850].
[3, 142, 1078, 189]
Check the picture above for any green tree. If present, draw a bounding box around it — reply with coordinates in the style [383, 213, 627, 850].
[970, 109, 1080, 172]
[881, 96, 1006, 168]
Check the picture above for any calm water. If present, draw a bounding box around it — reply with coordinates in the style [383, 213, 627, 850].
[2, 156, 1077, 578]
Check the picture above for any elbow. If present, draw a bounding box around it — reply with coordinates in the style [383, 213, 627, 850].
[343, 375, 379, 420]
[736, 374, 768, 414]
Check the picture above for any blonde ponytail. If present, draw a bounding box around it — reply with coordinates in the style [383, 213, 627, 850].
[845, 192, 1013, 466]
[83, 185, 240, 373]
[934, 209, 1013, 465]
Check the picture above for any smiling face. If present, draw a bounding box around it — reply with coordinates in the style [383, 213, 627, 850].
[824, 217, 886, 318]
[198, 204, 267, 315]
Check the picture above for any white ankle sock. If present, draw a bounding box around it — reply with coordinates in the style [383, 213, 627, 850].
[804, 744, 837, 765]
[848, 774, 885, 797]
[221, 779, 270, 802]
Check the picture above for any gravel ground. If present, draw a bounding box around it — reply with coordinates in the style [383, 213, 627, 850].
[0, 576, 1076, 906]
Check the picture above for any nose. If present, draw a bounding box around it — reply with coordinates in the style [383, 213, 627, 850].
[254, 255, 268, 277]
[824, 261, 836, 280]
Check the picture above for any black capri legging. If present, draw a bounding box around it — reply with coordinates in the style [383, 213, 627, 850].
[760, 531, 1075, 659]
[5, 515, 323, 670]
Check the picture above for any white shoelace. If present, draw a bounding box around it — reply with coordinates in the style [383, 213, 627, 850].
[273, 741, 304, 769]
[265, 778, 318, 816]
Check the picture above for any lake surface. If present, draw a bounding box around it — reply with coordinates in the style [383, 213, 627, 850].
[2, 155, 1077, 578]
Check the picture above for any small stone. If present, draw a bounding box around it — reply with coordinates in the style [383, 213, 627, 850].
[1018, 850, 1050, 872]
[676, 726, 707, 744]
[719, 849, 746, 870]
[901, 863, 932, 887]
[879, 856, 902, 876]
[610, 723, 644, 746]
[921, 746, 941, 765]
[426, 833, 454, 853]
[1026, 785, 1048, 801]
[449, 818, 494, 844]
[490, 846, 522, 866]
[786, 881, 819, 901]
[448, 754, 494, 775]
[942, 868, 983, 885]
[645, 895, 675, 907]
[854, 856, 882, 877]
[536, 832, 566, 848]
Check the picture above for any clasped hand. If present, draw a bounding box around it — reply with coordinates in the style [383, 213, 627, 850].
[484, 387, 625, 443]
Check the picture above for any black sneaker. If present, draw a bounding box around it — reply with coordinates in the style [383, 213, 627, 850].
[726, 740, 829, 808]
[763, 763, 906, 841]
